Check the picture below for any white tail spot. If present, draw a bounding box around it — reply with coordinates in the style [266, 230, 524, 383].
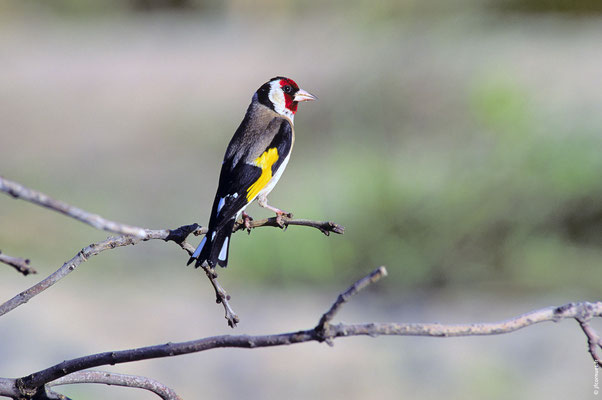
[217, 197, 225, 214]
[192, 236, 207, 258]
[218, 237, 229, 261]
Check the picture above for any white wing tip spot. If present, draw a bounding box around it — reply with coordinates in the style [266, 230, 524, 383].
[217, 197, 226, 215]
[192, 236, 207, 258]
[218, 237, 229, 261]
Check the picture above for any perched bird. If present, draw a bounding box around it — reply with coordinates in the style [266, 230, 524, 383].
[187, 77, 316, 269]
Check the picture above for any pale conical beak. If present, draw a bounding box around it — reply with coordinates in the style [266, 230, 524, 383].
[294, 89, 317, 102]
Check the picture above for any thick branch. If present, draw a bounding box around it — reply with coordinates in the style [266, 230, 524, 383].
[14, 301, 602, 394]
[12, 263, 602, 397]
[0, 176, 147, 238]
[48, 371, 182, 400]
[0, 250, 37, 276]
[0, 379, 17, 399]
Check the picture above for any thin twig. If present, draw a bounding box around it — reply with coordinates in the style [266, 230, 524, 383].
[0, 216, 339, 324]
[203, 267, 239, 328]
[1, 177, 343, 326]
[48, 371, 182, 400]
[0, 250, 37, 276]
[234, 215, 345, 235]
[178, 240, 239, 327]
[1, 176, 345, 238]
[9, 264, 601, 399]
[0, 225, 205, 318]
[0, 176, 147, 238]
[316, 266, 387, 343]
[577, 318, 602, 365]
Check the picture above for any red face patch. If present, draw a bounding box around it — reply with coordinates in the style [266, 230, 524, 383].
[279, 78, 299, 90]
[280, 78, 299, 114]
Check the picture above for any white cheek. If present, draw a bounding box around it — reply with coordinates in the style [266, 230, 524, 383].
[269, 88, 286, 114]
[268, 80, 295, 122]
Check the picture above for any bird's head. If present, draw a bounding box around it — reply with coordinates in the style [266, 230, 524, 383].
[255, 77, 316, 121]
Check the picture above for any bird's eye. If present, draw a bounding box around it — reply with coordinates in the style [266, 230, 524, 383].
[283, 85, 293, 94]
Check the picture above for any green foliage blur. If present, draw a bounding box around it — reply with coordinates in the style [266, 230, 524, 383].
[2, 0, 602, 296]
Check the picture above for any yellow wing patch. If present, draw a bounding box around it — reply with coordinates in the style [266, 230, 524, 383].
[246, 147, 279, 201]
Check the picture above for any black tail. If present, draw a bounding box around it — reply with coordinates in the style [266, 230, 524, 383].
[187, 218, 235, 268]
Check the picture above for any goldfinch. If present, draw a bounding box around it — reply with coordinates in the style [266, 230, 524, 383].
[187, 77, 316, 269]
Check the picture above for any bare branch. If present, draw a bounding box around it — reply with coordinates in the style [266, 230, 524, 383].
[0, 224, 202, 318]
[316, 266, 386, 343]
[0, 221, 237, 327]
[1, 177, 343, 326]
[234, 215, 345, 235]
[32, 386, 73, 400]
[48, 371, 182, 400]
[577, 318, 602, 365]
[0, 250, 37, 276]
[0, 378, 18, 399]
[201, 267, 239, 328]
[12, 263, 602, 398]
[0, 176, 147, 238]
[0, 215, 339, 325]
[178, 240, 239, 327]
[1, 176, 345, 239]
[0, 234, 138, 317]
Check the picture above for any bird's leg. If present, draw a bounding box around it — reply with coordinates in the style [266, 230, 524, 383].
[242, 211, 253, 233]
[257, 194, 290, 228]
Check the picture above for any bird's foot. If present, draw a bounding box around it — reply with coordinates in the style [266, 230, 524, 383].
[242, 211, 254, 233]
[257, 195, 291, 228]
[275, 210, 293, 229]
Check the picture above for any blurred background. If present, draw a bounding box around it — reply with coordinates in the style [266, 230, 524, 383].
[1, 0, 601, 399]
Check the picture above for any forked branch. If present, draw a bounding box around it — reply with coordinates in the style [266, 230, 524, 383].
[2, 177, 600, 399]
[0, 177, 344, 328]
[0, 226, 197, 318]
[2, 267, 599, 399]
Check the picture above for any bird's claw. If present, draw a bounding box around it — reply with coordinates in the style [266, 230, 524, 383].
[242, 212, 253, 234]
[275, 211, 293, 229]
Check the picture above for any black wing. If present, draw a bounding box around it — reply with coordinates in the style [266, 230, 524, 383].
[207, 118, 293, 233]
[267, 118, 293, 176]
